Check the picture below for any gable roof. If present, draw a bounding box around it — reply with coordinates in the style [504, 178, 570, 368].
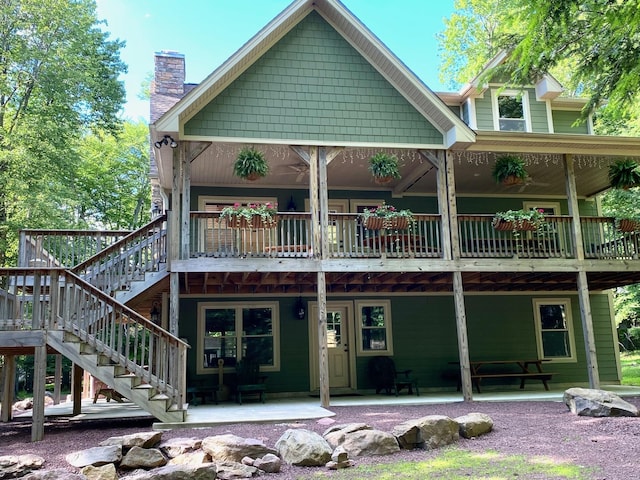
[153, 0, 475, 149]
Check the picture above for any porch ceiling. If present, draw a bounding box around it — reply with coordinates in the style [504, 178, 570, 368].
[175, 270, 640, 295]
[158, 135, 640, 198]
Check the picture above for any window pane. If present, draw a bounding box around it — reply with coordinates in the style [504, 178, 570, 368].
[242, 308, 273, 335]
[542, 331, 571, 357]
[241, 307, 274, 366]
[362, 328, 387, 350]
[327, 311, 342, 348]
[539, 304, 567, 330]
[204, 308, 237, 367]
[242, 337, 274, 365]
[498, 96, 523, 119]
[499, 118, 526, 131]
[361, 306, 386, 327]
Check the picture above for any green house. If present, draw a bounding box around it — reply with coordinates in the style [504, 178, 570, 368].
[3, 0, 640, 438]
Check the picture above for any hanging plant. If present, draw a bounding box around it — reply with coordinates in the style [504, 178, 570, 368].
[368, 152, 401, 184]
[491, 155, 527, 186]
[359, 202, 414, 230]
[492, 208, 546, 237]
[233, 147, 269, 181]
[608, 158, 640, 190]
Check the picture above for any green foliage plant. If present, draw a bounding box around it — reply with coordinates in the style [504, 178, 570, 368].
[608, 158, 640, 190]
[359, 202, 414, 230]
[368, 152, 401, 184]
[220, 202, 278, 228]
[233, 147, 269, 181]
[603, 187, 640, 232]
[620, 351, 640, 385]
[491, 155, 527, 185]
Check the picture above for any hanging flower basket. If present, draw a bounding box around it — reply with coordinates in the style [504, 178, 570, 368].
[226, 215, 278, 229]
[373, 175, 394, 185]
[501, 175, 525, 186]
[616, 219, 640, 233]
[492, 209, 545, 235]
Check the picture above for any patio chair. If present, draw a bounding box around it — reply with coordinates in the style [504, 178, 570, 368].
[368, 356, 419, 396]
[235, 358, 267, 404]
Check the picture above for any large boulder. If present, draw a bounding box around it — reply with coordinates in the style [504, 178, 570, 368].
[275, 429, 332, 466]
[22, 470, 86, 480]
[392, 415, 459, 450]
[81, 463, 118, 480]
[100, 432, 162, 449]
[0, 455, 45, 478]
[564, 388, 639, 417]
[215, 461, 259, 479]
[159, 437, 202, 458]
[323, 423, 371, 449]
[120, 446, 167, 469]
[338, 429, 399, 457]
[201, 434, 276, 463]
[65, 445, 121, 468]
[122, 464, 217, 480]
[455, 413, 494, 438]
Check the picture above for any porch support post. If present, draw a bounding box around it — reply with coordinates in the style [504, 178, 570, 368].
[180, 142, 190, 261]
[1, 355, 15, 422]
[53, 354, 62, 405]
[434, 150, 453, 260]
[32, 344, 47, 442]
[564, 154, 600, 388]
[309, 146, 330, 406]
[168, 144, 182, 337]
[445, 150, 472, 400]
[72, 364, 82, 416]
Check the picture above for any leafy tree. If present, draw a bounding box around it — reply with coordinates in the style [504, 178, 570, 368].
[75, 121, 151, 230]
[0, 0, 126, 266]
[502, 0, 640, 119]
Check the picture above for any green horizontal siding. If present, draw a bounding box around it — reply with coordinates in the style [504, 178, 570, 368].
[474, 96, 494, 130]
[553, 110, 589, 134]
[527, 89, 550, 133]
[184, 12, 443, 145]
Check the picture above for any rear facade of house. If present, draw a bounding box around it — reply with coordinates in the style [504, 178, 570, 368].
[3, 0, 640, 434]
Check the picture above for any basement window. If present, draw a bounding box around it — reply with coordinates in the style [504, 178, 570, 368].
[355, 300, 394, 356]
[197, 302, 280, 374]
[532, 299, 576, 362]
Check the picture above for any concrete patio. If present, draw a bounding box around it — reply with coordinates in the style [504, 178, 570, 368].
[11, 384, 640, 430]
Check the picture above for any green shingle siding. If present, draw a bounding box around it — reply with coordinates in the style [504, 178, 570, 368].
[553, 110, 589, 134]
[185, 12, 443, 145]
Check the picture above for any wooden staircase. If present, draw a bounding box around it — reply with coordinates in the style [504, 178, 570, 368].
[2, 215, 187, 424]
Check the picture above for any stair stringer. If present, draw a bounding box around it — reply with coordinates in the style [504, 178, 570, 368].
[47, 329, 186, 423]
[115, 268, 169, 305]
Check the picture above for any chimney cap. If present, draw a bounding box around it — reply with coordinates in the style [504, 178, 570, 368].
[155, 50, 185, 58]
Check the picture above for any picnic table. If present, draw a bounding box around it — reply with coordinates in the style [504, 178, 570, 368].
[450, 359, 555, 393]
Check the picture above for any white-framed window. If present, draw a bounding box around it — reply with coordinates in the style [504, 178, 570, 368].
[355, 300, 393, 355]
[492, 89, 531, 132]
[532, 298, 576, 362]
[197, 302, 280, 374]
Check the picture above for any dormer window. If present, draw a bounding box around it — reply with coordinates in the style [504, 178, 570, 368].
[492, 89, 531, 132]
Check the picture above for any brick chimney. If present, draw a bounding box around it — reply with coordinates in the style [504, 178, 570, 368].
[150, 51, 186, 124]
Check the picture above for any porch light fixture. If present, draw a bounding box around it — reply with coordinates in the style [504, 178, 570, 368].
[294, 296, 306, 320]
[154, 135, 178, 149]
[150, 303, 161, 324]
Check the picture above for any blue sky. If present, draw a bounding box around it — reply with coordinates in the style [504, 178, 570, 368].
[95, 0, 456, 122]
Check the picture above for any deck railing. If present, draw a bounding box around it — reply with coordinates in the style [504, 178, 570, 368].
[582, 216, 639, 259]
[458, 215, 575, 258]
[189, 212, 443, 259]
[72, 216, 167, 296]
[0, 267, 187, 408]
[19, 229, 131, 268]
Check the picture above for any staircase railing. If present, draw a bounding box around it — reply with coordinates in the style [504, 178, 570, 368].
[19, 229, 131, 268]
[72, 215, 167, 296]
[0, 267, 187, 408]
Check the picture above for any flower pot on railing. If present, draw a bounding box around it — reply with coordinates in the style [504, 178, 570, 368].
[227, 215, 278, 229]
[616, 219, 640, 233]
[492, 218, 537, 232]
[364, 216, 409, 230]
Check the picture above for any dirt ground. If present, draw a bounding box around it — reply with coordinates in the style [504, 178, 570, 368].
[1, 397, 639, 479]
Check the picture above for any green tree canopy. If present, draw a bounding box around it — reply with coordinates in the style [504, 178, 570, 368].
[0, 0, 127, 265]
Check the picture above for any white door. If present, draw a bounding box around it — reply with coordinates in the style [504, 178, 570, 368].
[309, 302, 354, 391]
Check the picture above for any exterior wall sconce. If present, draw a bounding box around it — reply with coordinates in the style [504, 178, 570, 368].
[294, 296, 306, 320]
[150, 303, 161, 324]
[154, 135, 178, 149]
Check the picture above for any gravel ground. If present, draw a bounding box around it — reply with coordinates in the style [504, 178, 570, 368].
[1, 397, 639, 479]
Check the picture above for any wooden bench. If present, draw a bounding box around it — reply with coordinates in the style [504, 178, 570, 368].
[451, 360, 555, 393]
